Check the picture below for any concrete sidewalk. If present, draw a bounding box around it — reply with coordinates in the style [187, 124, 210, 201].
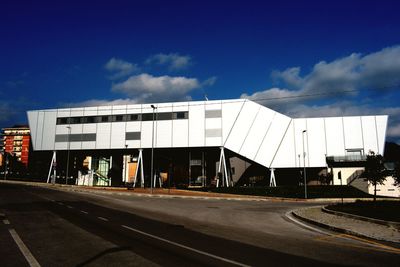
[292, 206, 400, 243]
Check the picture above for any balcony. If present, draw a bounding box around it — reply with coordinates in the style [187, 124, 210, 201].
[326, 155, 367, 167]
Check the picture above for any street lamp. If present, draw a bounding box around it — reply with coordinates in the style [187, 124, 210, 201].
[302, 130, 307, 199]
[124, 144, 128, 186]
[66, 126, 71, 185]
[150, 104, 157, 194]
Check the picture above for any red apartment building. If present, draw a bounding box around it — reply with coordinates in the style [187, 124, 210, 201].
[1, 126, 31, 167]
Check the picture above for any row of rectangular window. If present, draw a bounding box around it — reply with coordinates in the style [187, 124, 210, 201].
[55, 134, 97, 142]
[54, 132, 141, 142]
[56, 112, 188, 125]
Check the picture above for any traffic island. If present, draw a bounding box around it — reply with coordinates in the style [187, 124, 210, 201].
[292, 206, 400, 243]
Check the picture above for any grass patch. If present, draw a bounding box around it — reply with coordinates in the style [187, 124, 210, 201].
[188, 185, 372, 199]
[327, 200, 400, 222]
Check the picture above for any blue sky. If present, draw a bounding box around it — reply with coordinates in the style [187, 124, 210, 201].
[1, 0, 400, 143]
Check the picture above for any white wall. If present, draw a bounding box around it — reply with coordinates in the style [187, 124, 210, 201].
[27, 100, 389, 170]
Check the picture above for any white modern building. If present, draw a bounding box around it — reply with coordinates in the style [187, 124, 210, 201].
[27, 99, 388, 189]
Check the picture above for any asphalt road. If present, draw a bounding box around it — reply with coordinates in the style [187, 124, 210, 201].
[0, 182, 399, 266]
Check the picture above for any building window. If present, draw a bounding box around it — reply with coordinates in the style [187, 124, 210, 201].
[127, 114, 141, 121]
[70, 117, 82, 124]
[84, 116, 97, 123]
[57, 117, 69, 125]
[113, 115, 125, 122]
[173, 111, 188, 119]
[126, 132, 141, 140]
[100, 116, 110, 122]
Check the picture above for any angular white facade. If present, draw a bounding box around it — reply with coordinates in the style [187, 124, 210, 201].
[27, 99, 388, 169]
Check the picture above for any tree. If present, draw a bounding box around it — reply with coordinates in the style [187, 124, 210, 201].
[363, 152, 387, 201]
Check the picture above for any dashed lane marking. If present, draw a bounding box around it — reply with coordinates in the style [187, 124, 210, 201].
[97, 217, 109, 221]
[121, 224, 250, 267]
[66, 205, 73, 209]
[3, 219, 10, 225]
[80, 210, 88, 214]
[9, 229, 41, 267]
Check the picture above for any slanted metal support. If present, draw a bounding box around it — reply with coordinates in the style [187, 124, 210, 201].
[217, 147, 231, 187]
[133, 149, 145, 188]
[47, 151, 57, 184]
[269, 168, 276, 187]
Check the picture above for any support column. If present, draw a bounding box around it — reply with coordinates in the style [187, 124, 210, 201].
[217, 147, 231, 187]
[47, 151, 57, 184]
[133, 149, 144, 188]
[269, 168, 276, 187]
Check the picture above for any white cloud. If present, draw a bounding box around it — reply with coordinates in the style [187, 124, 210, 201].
[145, 53, 192, 71]
[246, 46, 400, 105]
[111, 73, 200, 102]
[202, 76, 217, 87]
[104, 57, 139, 79]
[241, 45, 400, 143]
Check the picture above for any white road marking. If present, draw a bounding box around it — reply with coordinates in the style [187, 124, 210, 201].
[9, 229, 41, 267]
[97, 216, 109, 221]
[0, 212, 5, 217]
[80, 210, 88, 214]
[121, 225, 250, 267]
[66, 205, 73, 209]
[3, 219, 10, 225]
[58, 202, 64, 205]
[285, 211, 330, 235]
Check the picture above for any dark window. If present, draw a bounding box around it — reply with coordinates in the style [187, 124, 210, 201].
[127, 114, 141, 121]
[84, 116, 96, 123]
[156, 112, 173, 120]
[113, 115, 125, 122]
[141, 113, 154, 121]
[126, 132, 141, 140]
[56, 117, 69, 125]
[174, 112, 188, 119]
[70, 117, 82, 124]
[100, 116, 110, 122]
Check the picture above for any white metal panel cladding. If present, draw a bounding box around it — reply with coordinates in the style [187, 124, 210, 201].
[343, 116, 364, 149]
[361, 116, 379, 154]
[239, 105, 275, 161]
[27, 111, 39, 151]
[35, 111, 45, 150]
[293, 118, 308, 167]
[324, 117, 345, 157]
[271, 121, 296, 168]
[110, 122, 126, 149]
[306, 118, 327, 167]
[156, 120, 172, 148]
[173, 120, 188, 147]
[255, 112, 291, 167]
[376, 115, 388, 154]
[188, 102, 205, 147]
[27, 99, 388, 169]
[221, 100, 244, 143]
[96, 123, 111, 149]
[224, 100, 260, 153]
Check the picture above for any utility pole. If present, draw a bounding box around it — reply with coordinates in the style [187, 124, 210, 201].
[66, 126, 71, 185]
[150, 104, 157, 194]
[302, 130, 308, 199]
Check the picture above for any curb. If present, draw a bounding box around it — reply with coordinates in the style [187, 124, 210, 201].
[291, 208, 399, 243]
[322, 206, 400, 230]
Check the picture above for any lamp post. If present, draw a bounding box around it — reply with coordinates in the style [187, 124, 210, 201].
[302, 130, 307, 199]
[124, 144, 128, 185]
[4, 153, 8, 180]
[150, 104, 157, 194]
[66, 126, 71, 185]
